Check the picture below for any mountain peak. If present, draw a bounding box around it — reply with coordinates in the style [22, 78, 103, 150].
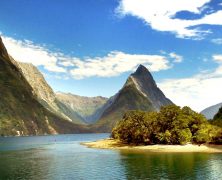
[131, 64, 155, 85]
[132, 64, 153, 78]
[135, 64, 149, 75]
[127, 64, 173, 110]
[0, 36, 9, 59]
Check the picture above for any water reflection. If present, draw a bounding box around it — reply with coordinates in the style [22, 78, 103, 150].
[119, 151, 222, 180]
[0, 134, 222, 180]
[0, 149, 49, 180]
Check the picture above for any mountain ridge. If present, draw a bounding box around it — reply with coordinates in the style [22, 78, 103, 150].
[56, 92, 108, 123]
[0, 35, 174, 135]
[93, 64, 173, 132]
[12, 60, 86, 125]
[0, 36, 88, 136]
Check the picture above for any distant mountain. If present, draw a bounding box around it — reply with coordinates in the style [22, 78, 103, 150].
[93, 65, 173, 132]
[201, 103, 222, 120]
[56, 93, 108, 123]
[10, 56, 108, 125]
[12, 61, 86, 125]
[0, 36, 88, 136]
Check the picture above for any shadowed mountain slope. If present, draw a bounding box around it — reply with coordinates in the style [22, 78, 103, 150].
[0, 36, 88, 136]
[93, 65, 173, 132]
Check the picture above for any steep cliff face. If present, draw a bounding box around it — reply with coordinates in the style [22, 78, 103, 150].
[15, 62, 56, 107]
[93, 65, 173, 132]
[8, 53, 108, 126]
[0, 37, 88, 136]
[12, 61, 86, 125]
[129, 65, 173, 110]
[56, 93, 108, 123]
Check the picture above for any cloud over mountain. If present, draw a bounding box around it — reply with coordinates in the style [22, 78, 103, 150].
[159, 54, 222, 111]
[2, 35, 181, 79]
[2, 36, 66, 73]
[68, 51, 174, 79]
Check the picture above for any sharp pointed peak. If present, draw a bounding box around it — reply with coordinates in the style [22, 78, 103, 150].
[138, 64, 147, 70]
[0, 36, 9, 59]
[131, 64, 153, 78]
[133, 64, 150, 75]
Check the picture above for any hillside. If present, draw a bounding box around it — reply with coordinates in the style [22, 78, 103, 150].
[0, 36, 88, 136]
[56, 93, 108, 123]
[93, 65, 173, 132]
[13, 61, 85, 125]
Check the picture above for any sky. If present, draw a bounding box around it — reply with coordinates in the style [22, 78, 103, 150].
[0, 0, 222, 111]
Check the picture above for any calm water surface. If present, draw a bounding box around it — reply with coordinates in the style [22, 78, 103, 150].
[0, 134, 221, 180]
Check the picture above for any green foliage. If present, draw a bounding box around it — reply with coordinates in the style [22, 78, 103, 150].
[213, 106, 222, 120]
[112, 105, 222, 145]
[93, 78, 155, 132]
[211, 106, 222, 128]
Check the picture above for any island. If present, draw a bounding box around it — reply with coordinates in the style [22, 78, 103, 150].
[82, 139, 222, 153]
[83, 105, 222, 153]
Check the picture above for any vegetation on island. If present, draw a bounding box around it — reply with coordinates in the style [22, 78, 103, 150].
[111, 105, 222, 145]
[211, 106, 222, 128]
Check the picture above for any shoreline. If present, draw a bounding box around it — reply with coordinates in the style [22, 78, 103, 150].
[82, 138, 222, 153]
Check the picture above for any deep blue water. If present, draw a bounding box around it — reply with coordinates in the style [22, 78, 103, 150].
[0, 134, 222, 180]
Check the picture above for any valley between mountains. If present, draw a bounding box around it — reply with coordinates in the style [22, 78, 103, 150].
[0, 36, 221, 136]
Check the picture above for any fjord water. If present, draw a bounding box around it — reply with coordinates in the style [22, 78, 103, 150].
[0, 134, 221, 180]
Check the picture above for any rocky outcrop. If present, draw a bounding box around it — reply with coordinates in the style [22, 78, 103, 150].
[93, 65, 173, 132]
[0, 36, 88, 136]
[12, 61, 85, 125]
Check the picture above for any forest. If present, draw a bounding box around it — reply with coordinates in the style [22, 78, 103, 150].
[111, 105, 222, 145]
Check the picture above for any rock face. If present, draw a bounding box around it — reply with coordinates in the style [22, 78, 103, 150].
[0, 36, 88, 136]
[93, 65, 173, 132]
[9, 53, 108, 126]
[12, 61, 86, 125]
[129, 65, 173, 110]
[8, 52, 108, 126]
[56, 93, 108, 123]
[201, 103, 222, 120]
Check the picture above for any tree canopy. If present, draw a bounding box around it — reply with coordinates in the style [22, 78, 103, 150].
[111, 105, 222, 145]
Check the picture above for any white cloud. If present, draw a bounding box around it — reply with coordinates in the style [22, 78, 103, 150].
[2, 36, 66, 73]
[3, 35, 221, 111]
[169, 52, 183, 63]
[159, 54, 222, 112]
[2, 35, 181, 79]
[117, 0, 222, 39]
[68, 51, 180, 79]
[213, 54, 222, 63]
[211, 38, 222, 45]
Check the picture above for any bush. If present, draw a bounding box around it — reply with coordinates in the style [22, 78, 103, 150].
[111, 105, 222, 145]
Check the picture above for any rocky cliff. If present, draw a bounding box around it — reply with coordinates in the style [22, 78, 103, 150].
[0, 36, 88, 136]
[93, 65, 173, 132]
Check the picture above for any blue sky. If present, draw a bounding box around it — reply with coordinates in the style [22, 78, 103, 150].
[0, 0, 222, 111]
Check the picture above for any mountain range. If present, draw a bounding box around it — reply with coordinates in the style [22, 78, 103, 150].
[56, 92, 107, 124]
[14, 61, 107, 125]
[92, 65, 173, 132]
[0, 36, 88, 136]
[0, 36, 178, 135]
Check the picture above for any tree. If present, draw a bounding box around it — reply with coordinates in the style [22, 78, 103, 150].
[111, 105, 222, 145]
